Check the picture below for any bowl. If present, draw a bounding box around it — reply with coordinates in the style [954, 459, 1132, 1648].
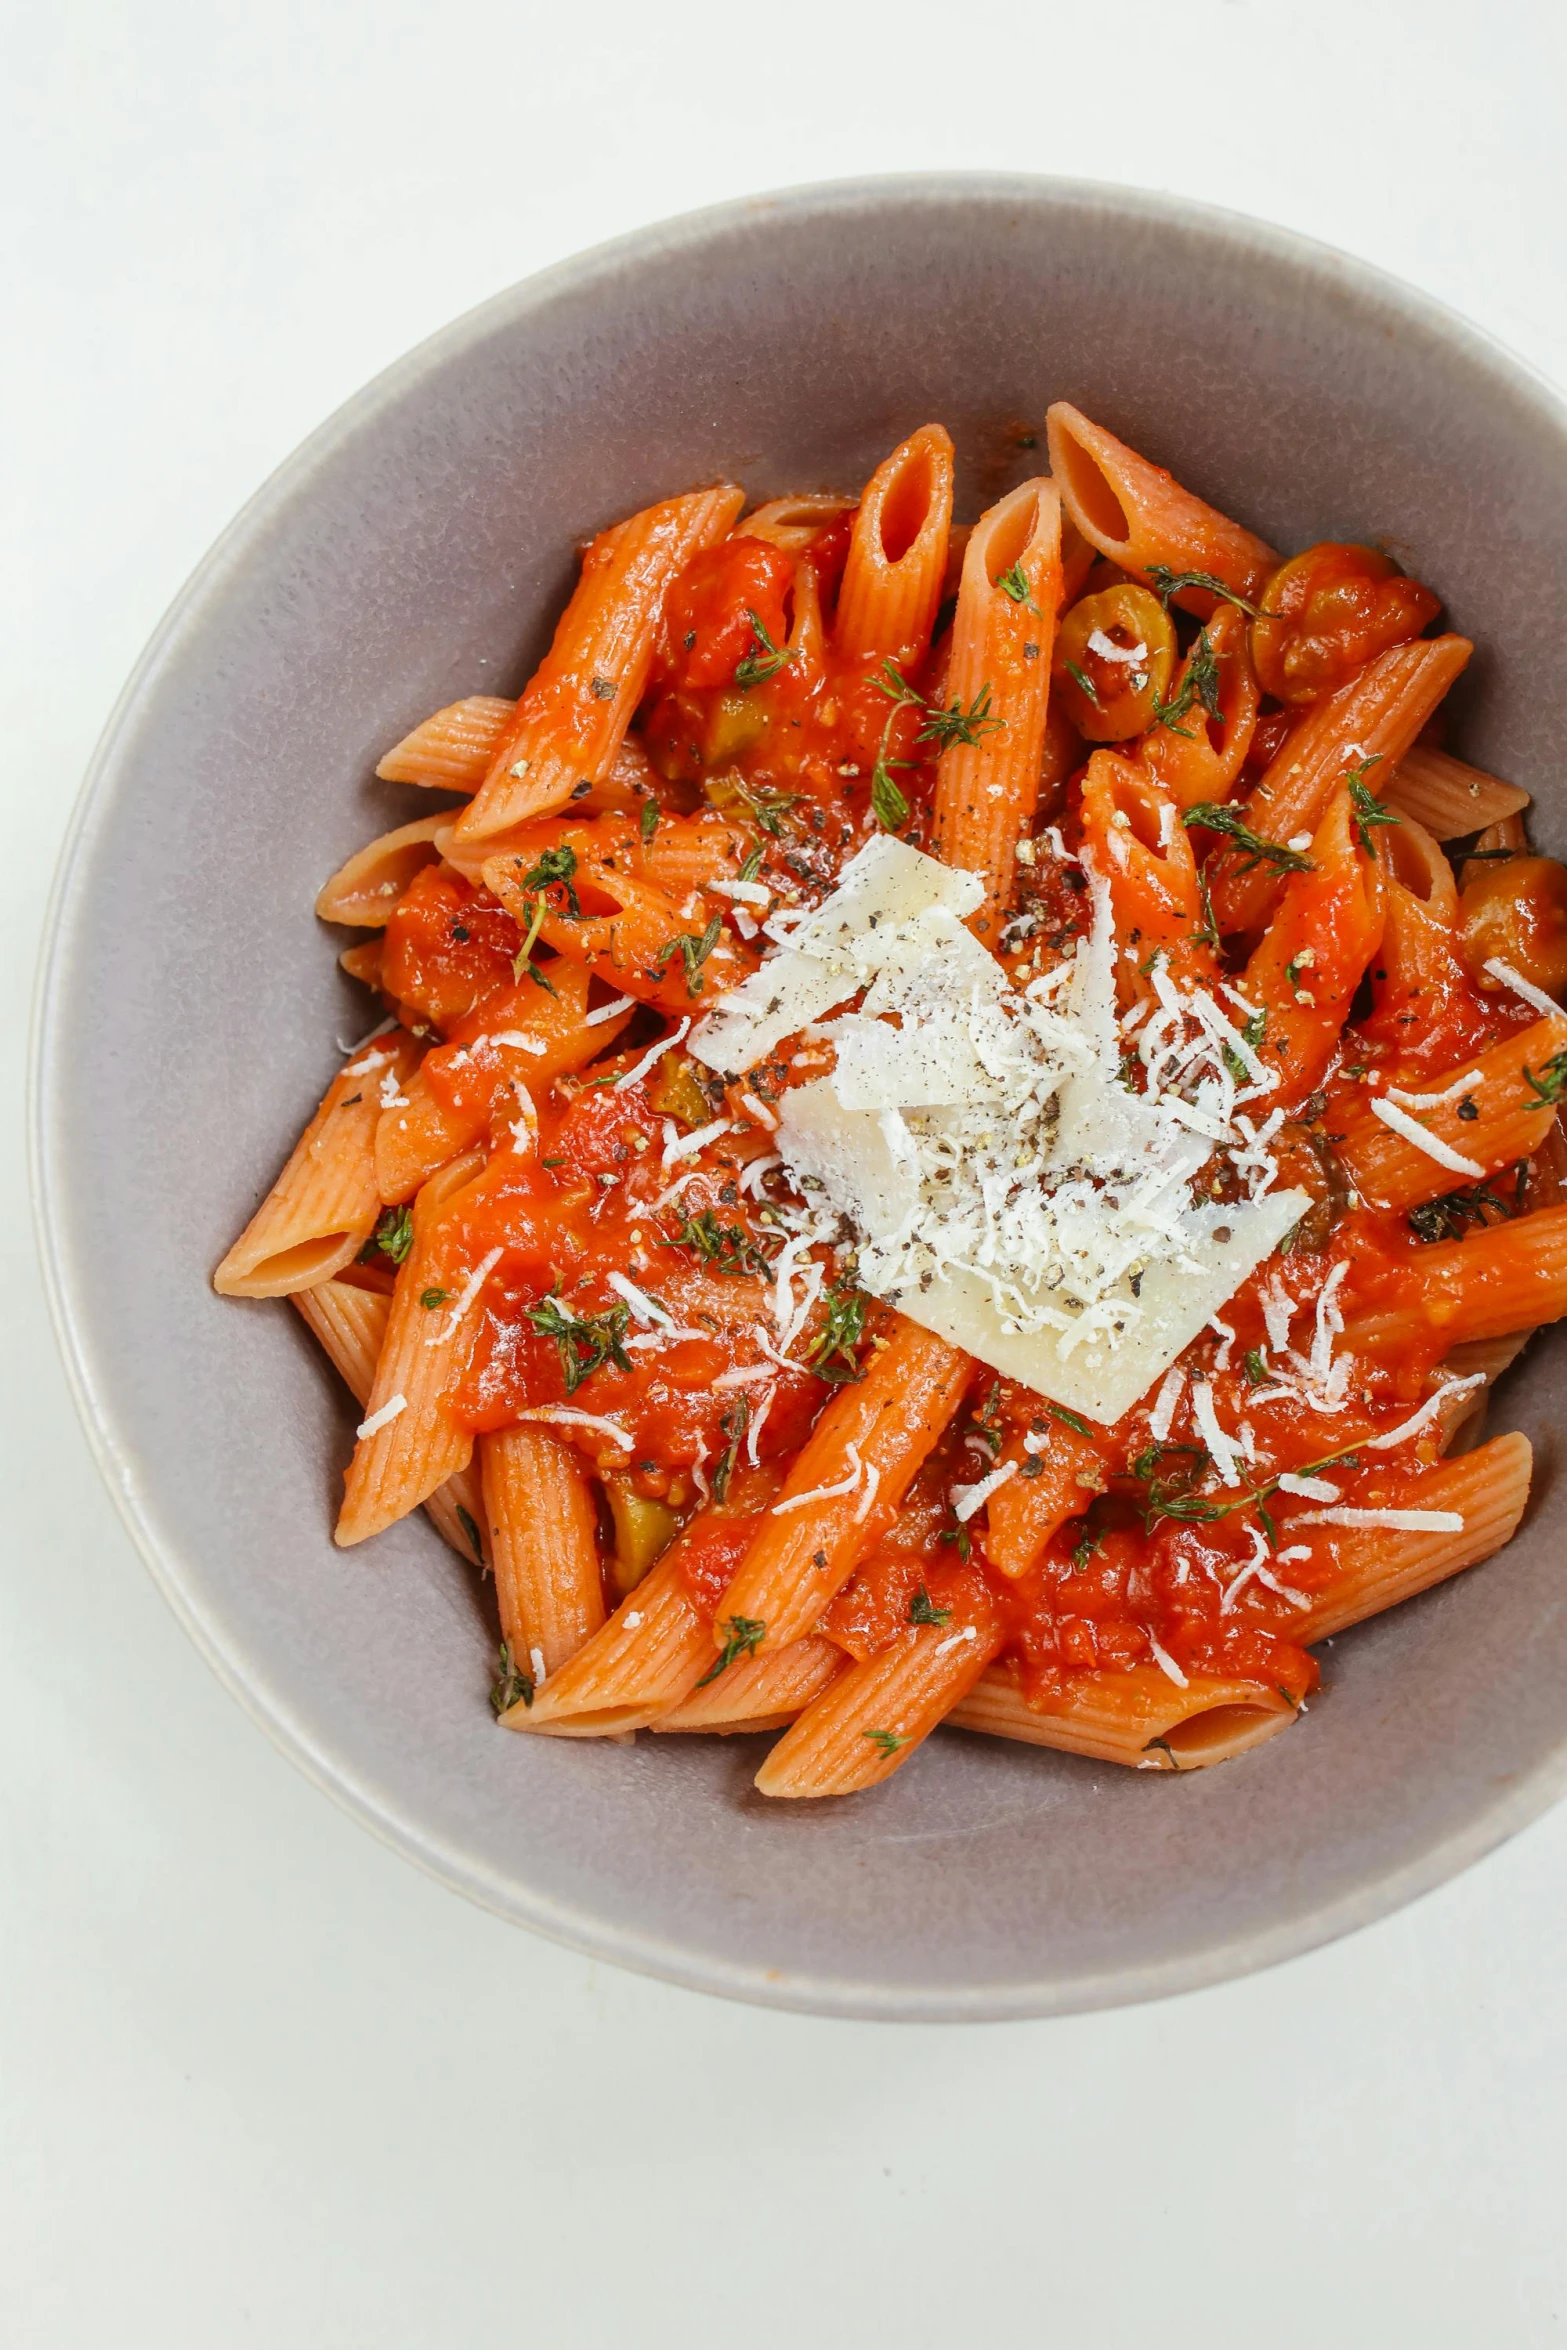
[33, 175, 1567, 2020]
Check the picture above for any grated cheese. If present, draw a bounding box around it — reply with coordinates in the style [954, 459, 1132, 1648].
[1297, 1506, 1464, 1532]
[770, 1442, 864, 1515]
[1484, 956, 1562, 1021]
[584, 994, 636, 1027]
[1369, 1096, 1486, 1177]
[430, 1247, 503, 1345]
[518, 1405, 635, 1452]
[1148, 1633, 1189, 1688]
[616, 1018, 691, 1092]
[950, 1458, 1018, 1523]
[661, 1115, 734, 1169]
[356, 1393, 407, 1439]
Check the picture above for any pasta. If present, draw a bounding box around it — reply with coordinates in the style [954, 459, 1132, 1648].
[219, 416, 1567, 1803]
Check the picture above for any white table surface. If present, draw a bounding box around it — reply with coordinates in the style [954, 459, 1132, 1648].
[9, 4, 1567, 2341]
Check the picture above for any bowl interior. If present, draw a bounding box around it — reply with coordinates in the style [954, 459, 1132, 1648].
[36, 177, 1567, 2018]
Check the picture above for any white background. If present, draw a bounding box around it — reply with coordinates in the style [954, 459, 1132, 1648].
[8, 4, 1567, 2342]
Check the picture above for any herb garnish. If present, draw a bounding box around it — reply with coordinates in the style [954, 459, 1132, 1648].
[663, 1207, 773, 1277]
[1243, 1347, 1269, 1386]
[863, 1729, 907, 1755]
[524, 1287, 633, 1393]
[997, 560, 1041, 615]
[876, 659, 1005, 752]
[420, 1286, 449, 1311]
[712, 1396, 750, 1503]
[1145, 565, 1261, 617]
[1064, 660, 1102, 709]
[456, 1505, 484, 1563]
[1345, 762, 1397, 855]
[653, 910, 724, 996]
[807, 1279, 869, 1382]
[367, 1204, 414, 1265]
[734, 609, 798, 691]
[639, 798, 660, 844]
[1407, 1179, 1514, 1244]
[1183, 803, 1315, 876]
[737, 842, 766, 884]
[1523, 1050, 1567, 1107]
[695, 1614, 767, 1688]
[909, 1585, 952, 1627]
[518, 842, 581, 915]
[1151, 627, 1222, 737]
[491, 1640, 533, 1715]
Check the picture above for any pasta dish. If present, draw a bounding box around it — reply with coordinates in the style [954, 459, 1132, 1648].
[214, 408, 1567, 1796]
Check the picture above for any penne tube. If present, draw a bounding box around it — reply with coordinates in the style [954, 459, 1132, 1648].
[424, 1463, 489, 1566]
[1336, 1015, 1567, 1209]
[452, 484, 744, 848]
[1289, 1431, 1531, 1640]
[716, 1321, 972, 1654]
[292, 1277, 488, 1565]
[291, 1270, 390, 1394]
[376, 695, 515, 790]
[503, 1550, 710, 1736]
[480, 1426, 606, 1677]
[335, 1153, 488, 1545]
[1078, 750, 1215, 990]
[1135, 603, 1261, 808]
[931, 478, 1063, 942]
[1045, 402, 1277, 611]
[735, 494, 856, 553]
[754, 1619, 1004, 1797]
[948, 1660, 1298, 1771]
[1240, 788, 1386, 1104]
[1345, 1203, 1567, 1353]
[834, 425, 954, 668]
[653, 1636, 844, 1733]
[1383, 742, 1531, 838]
[315, 813, 451, 926]
[214, 1031, 420, 1297]
[985, 1425, 1106, 1577]
[1207, 635, 1472, 936]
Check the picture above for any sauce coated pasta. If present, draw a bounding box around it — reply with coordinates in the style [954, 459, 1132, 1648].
[217, 409, 1566, 1796]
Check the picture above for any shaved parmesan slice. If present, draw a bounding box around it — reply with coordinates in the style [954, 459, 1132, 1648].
[876, 1191, 1306, 1427]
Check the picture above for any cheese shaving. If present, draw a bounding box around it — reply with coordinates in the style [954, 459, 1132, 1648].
[1369, 1096, 1486, 1177]
[616, 1018, 691, 1092]
[1484, 956, 1563, 1020]
[356, 1393, 407, 1439]
[1297, 1506, 1464, 1532]
[518, 1406, 634, 1452]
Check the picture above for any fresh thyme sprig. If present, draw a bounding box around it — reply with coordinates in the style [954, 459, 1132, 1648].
[1145, 565, 1262, 617]
[653, 910, 725, 996]
[734, 609, 798, 691]
[997, 560, 1041, 615]
[806, 1278, 869, 1383]
[909, 1585, 952, 1627]
[876, 658, 1005, 752]
[524, 1287, 633, 1394]
[1151, 627, 1222, 737]
[1183, 803, 1315, 876]
[695, 1614, 767, 1688]
[491, 1640, 533, 1715]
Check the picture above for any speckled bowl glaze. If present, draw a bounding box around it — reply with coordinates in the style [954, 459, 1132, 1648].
[32, 177, 1567, 2019]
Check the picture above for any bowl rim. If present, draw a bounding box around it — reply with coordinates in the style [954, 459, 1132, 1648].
[30, 169, 1567, 2022]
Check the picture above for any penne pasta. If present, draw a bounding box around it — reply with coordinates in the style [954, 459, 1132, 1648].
[754, 1618, 1004, 1797]
[1344, 1204, 1567, 1353]
[315, 814, 454, 926]
[335, 1153, 488, 1546]
[504, 1550, 709, 1736]
[1335, 1014, 1567, 1209]
[1290, 1432, 1531, 1640]
[376, 696, 515, 790]
[653, 1636, 844, 1733]
[949, 1661, 1298, 1771]
[1383, 741, 1531, 838]
[214, 1031, 420, 1296]
[481, 1425, 606, 1677]
[291, 1277, 488, 1565]
[451, 485, 744, 848]
[1207, 635, 1473, 936]
[715, 1321, 972, 1654]
[1045, 402, 1277, 611]
[834, 425, 955, 668]
[930, 478, 1063, 942]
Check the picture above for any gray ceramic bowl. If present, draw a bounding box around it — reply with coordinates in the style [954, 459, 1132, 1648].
[32, 176, 1567, 2020]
